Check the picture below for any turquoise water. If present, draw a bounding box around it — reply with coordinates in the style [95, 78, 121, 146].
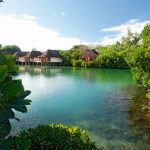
[11, 66, 150, 149]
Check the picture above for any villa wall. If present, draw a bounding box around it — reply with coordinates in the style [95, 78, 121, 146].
[18, 57, 26, 62]
[51, 57, 62, 62]
[34, 57, 41, 62]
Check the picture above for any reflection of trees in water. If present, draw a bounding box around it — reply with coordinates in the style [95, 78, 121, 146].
[78, 86, 135, 139]
[19, 66, 62, 77]
[19, 66, 133, 85]
[126, 88, 150, 142]
[78, 86, 150, 149]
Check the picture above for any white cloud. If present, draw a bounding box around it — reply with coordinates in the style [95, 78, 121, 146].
[0, 13, 82, 51]
[21, 14, 37, 21]
[100, 19, 150, 45]
[0, 14, 149, 50]
[99, 35, 121, 46]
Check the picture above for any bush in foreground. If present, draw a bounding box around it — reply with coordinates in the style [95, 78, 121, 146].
[11, 124, 100, 150]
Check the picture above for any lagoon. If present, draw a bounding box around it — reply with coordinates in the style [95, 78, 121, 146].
[11, 66, 150, 149]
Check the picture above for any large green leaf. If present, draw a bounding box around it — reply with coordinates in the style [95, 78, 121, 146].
[0, 117, 11, 138]
[0, 65, 7, 84]
[2, 80, 24, 99]
[13, 105, 27, 113]
[0, 109, 15, 119]
[7, 99, 31, 108]
[18, 90, 31, 99]
[0, 76, 12, 94]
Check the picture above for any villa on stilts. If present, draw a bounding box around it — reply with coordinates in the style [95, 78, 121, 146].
[37, 49, 63, 66]
[14, 49, 63, 66]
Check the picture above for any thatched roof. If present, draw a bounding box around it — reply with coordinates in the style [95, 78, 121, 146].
[81, 49, 98, 58]
[38, 50, 61, 58]
[26, 50, 42, 57]
[13, 51, 29, 57]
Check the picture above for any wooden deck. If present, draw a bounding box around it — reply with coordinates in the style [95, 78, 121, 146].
[16, 61, 62, 66]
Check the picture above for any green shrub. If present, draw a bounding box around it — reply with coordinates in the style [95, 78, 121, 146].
[146, 92, 150, 100]
[11, 124, 100, 150]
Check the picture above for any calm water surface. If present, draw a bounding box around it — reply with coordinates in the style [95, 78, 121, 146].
[11, 66, 150, 150]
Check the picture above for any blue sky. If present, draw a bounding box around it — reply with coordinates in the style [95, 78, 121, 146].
[0, 0, 149, 50]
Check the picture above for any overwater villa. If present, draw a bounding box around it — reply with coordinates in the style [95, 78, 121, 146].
[5, 48, 98, 66]
[13, 51, 29, 63]
[14, 50, 63, 66]
[37, 49, 63, 66]
[25, 50, 42, 64]
[80, 49, 98, 62]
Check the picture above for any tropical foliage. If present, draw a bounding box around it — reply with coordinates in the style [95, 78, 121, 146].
[0, 52, 31, 114]
[124, 47, 150, 87]
[95, 26, 150, 93]
[123, 25, 150, 89]
[11, 124, 100, 150]
[95, 45, 128, 68]
[0, 51, 31, 149]
[60, 46, 82, 66]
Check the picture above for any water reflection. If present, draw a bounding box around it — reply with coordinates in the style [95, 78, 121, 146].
[19, 66, 62, 77]
[127, 88, 150, 143]
[79, 86, 150, 150]
[19, 66, 133, 85]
